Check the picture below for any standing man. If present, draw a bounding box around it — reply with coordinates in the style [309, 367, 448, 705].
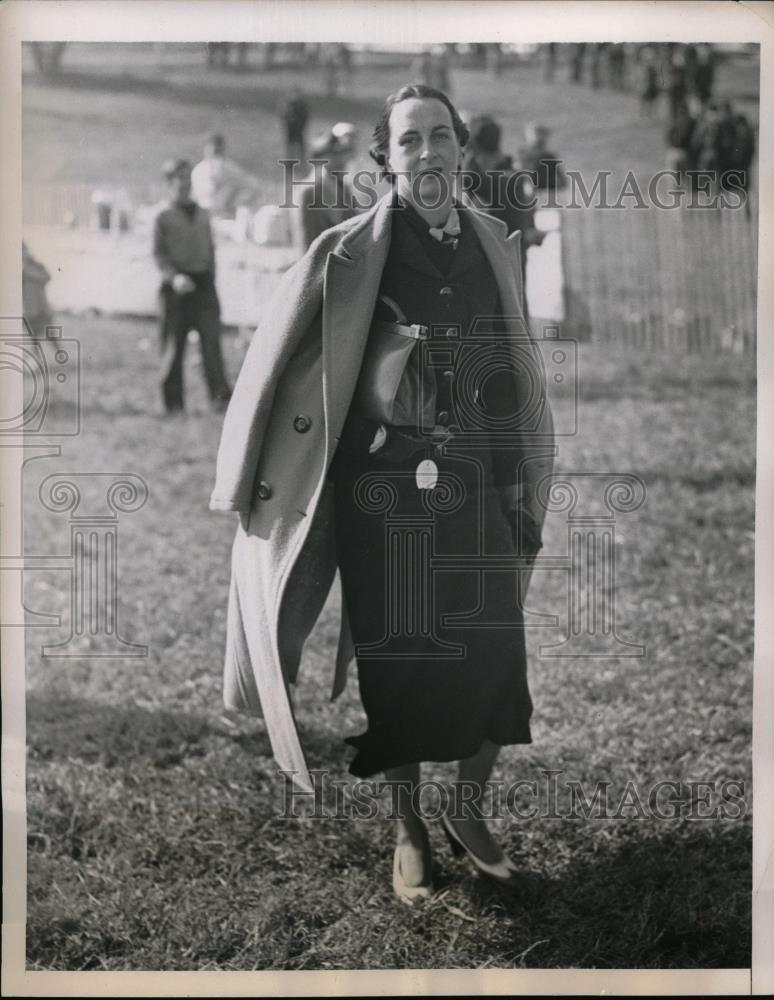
[290, 125, 359, 254]
[153, 158, 232, 414]
[520, 122, 568, 194]
[279, 87, 310, 164]
[463, 114, 545, 284]
[191, 133, 259, 219]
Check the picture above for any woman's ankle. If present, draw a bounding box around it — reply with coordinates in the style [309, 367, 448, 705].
[395, 815, 428, 846]
[448, 782, 485, 822]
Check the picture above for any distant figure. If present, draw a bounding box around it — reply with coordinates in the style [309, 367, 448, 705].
[569, 42, 586, 83]
[463, 114, 545, 282]
[715, 101, 745, 194]
[153, 159, 232, 414]
[520, 122, 567, 194]
[206, 42, 230, 69]
[411, 47, 452, 94]
[589, 43, 607, 89]
[321, 43, 342, 96]
[485, 43, 504, 77]
[543, 43, 557, 82]
[280, 88, 310, 164]
[665, 101, 697, 183]
[410, 48, 434, 87]
[683, 44, 699, 95]
[693, 44, 716, 106]
[22, 242, 52, 339]
[666, 51, 688, 121]
[732, 111, 756, 215]
[291, 125, 359, 254]
[191, 133, 260, 219]
[431, 46, 452, 94]
[337, 43, 354, 89]
[607, 44, 627, 90]
[694, 102, 737, 175]
[638, 47, 660, 117]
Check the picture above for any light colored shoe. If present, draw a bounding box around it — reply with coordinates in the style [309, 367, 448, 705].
[440, 812, 521, 888]
[392, 841, 434, 904]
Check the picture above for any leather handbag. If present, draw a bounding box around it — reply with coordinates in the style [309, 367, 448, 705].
[352, 297, 437, 427]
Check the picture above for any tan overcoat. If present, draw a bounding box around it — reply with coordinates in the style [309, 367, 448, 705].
[210, 192, 555, 791]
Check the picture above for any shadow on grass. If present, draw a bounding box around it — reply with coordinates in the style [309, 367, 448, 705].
[25, 693, 751, 969]
[26, 691, 272, 768]
[434, 820, 751, 969]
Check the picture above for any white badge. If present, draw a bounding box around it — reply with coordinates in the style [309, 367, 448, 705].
[415, 458, 438, 490]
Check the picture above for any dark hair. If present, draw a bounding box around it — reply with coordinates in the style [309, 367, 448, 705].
[369, 84, 470, 180]
[208, 133, 225, 152]
[469, 115, 501, 155]
[162, 158, 191, 179]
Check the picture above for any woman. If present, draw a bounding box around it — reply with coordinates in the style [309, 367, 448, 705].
[211, 85, 554, 902]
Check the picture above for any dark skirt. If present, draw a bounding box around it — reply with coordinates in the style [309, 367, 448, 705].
[331, 442, 532, 777]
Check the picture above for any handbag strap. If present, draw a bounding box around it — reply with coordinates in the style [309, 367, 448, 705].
[373, 319, 429, 341]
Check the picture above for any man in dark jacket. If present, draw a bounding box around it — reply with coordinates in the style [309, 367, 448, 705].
[520, 122, 567, 194]
[280, 88, 310, 164]
[462, 115, 545, 283]
[152, 158, 232, 414]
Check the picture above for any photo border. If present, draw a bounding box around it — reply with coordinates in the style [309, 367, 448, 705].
[2, 1, 771, 995]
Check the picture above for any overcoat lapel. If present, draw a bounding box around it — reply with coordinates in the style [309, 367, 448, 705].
[465, 212, 527, 333]
[321, 195, 393, 458]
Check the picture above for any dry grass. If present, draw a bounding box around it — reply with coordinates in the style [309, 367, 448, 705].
[23, 316, 754, 970]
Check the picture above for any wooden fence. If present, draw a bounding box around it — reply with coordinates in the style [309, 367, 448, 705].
[560, 204, 758, 354]
[24, 184, 759, 355]
[23, 182, 167, 229]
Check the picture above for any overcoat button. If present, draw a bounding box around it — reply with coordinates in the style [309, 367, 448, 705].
[437, 410, 450, 426]
[440, 286, 453, 298]
[293, 414, 311, 433]
[443, 369, 455, 380]
[257, 481, 273, 501]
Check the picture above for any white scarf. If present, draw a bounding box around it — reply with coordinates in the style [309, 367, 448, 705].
[428, 205, 461, 243]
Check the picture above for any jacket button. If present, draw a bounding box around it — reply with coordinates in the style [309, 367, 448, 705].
[293, 414, 311, 433]
[437, 410, 450, 426]
[257, 481, 273, 501]
[443, 369, 455, 380]
[440, 286, 453, 297]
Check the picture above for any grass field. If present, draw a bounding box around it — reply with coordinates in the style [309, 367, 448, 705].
[20, 43, 757, 971]
[23, 42, 760, 199]
[23, 316, 755, 970]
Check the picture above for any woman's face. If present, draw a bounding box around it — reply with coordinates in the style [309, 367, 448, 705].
[386, 97, 461, 215]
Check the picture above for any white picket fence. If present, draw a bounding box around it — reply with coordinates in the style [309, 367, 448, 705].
[560, 204, 757, 354]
